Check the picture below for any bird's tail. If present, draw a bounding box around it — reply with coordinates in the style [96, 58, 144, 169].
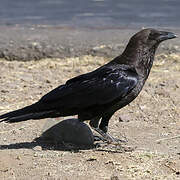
[0, 102, 57, 123]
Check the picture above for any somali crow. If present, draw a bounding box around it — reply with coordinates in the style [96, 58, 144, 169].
[0, 29, 177, 143]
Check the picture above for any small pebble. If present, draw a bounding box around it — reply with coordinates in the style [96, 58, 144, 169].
[16, 156, 21, 160]
[33, 145, 42, 151]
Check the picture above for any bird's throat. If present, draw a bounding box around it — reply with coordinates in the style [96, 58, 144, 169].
[136, 47, 156, 78]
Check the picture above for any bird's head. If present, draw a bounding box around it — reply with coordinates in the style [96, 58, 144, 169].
[120, 28, 177, 75]
[121, 28, 177, 62]
[130, 28, 177, 49]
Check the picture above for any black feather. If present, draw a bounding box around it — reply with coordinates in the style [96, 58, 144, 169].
[0, 28, 176, 140]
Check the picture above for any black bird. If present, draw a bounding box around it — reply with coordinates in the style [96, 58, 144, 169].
[0, 29, 177, 143]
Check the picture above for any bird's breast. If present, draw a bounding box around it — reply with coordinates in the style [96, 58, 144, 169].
[107, 78, 145, 113]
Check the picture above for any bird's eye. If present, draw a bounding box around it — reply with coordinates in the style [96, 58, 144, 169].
[148, 31, 162, 41]
[148, 32, 155, 40]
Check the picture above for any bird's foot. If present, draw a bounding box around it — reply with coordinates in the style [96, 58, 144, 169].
[93, 135, 106, 142]
[92, 127, 127, 145]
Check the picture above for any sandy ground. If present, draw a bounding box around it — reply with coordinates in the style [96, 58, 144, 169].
[0, 51, 179, 179]
[0, 26, 180, 61]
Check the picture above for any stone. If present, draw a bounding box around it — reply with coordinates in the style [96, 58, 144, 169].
[39, 118, 94, 147]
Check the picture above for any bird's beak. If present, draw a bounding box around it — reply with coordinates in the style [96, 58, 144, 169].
[158, 31, 177, 41]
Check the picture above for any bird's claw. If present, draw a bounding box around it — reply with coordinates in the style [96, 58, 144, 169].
[92, 127, 127, 145]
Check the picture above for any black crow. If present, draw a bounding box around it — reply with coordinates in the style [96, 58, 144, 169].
[0, 29, 177, 143]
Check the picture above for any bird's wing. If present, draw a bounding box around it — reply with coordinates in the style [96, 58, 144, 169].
[40, 65, 138, 108]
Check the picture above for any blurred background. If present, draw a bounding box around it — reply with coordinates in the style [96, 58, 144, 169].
[0, 0, 180, 28]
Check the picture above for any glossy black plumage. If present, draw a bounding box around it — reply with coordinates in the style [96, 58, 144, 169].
[0, 28, 177, 142]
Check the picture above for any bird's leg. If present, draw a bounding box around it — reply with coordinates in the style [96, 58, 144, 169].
[92, 127, 115, 143]
[89, 117, 100, 129]
[89, 117, 111, 142]
[89, 117, 106, 141]
[98, 114, 120, 144]
[89, 115, 118, 144]
[98, 114, 127, 144]
[89, 115, 127, 144]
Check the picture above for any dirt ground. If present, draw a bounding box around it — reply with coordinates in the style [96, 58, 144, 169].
[0, 52, 179, 180]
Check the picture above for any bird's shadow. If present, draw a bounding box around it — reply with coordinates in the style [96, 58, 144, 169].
[0, 136, 133, 153]
[0, 139, 131, 153]
[0, 140, 39, 151]
[0, 137, 95, 152]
